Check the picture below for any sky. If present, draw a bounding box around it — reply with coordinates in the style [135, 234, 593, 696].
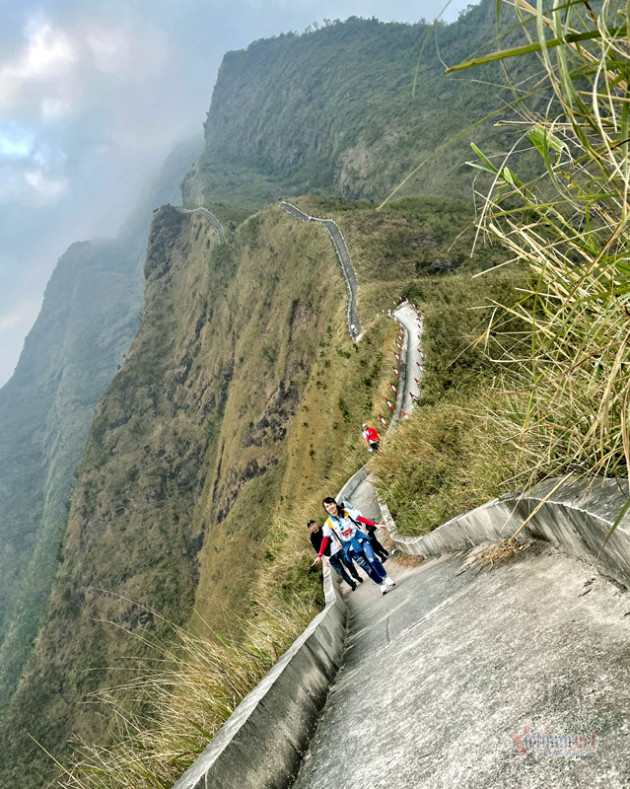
[0, 0, 476, 386]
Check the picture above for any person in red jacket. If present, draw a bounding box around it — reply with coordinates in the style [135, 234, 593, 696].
[362, 423, 380, 452]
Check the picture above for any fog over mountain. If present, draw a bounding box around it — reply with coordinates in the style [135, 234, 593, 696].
[0, 0, 475, 386]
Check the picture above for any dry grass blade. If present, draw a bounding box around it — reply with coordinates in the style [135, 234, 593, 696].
[455, 0, 630, 487]
[470, 538, 535, 571]
[390, 551, 426, 568]
[54, 605, 312, 789]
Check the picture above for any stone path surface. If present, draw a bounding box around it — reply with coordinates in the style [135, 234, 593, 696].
[342, 474, 382, 523]
[173, 206, 226, 243]
[394, 303, 421, 414]
[278, 201, 361, 337]
[291, 539, 630, 788]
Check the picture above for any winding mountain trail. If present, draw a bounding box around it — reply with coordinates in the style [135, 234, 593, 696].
[288, 306, 630, 787]
[250, 275, 627, 786]
[173, 206, 226, 243]
[278, 201, 361, 338]
[336, 299, 422, 546]
[394, 302, 422, 414]
[170, 210, 630, 787]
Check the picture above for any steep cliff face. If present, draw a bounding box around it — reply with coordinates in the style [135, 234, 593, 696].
[0, 238, 141, 709]
[184, 2, 526, 208]
[0, 202, 339, 785]
[0, 137, 200, 711]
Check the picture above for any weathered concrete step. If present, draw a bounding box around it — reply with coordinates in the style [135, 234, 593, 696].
[291, 545, 630, 788]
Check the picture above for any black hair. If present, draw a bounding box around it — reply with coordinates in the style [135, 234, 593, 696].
[322, 497, 344, 517]
[306, 519, 317, 528]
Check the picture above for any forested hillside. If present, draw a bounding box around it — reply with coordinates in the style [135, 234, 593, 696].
[184, 3, 536, 207]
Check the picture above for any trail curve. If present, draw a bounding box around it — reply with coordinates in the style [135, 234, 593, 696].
[278, 201, 361, 340]
[173, 206, 226, 244]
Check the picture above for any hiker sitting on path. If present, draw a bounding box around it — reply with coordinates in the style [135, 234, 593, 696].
[313, 497, 396, 595]
[307, 519, 363, 592]
[362, 423, 380, 452]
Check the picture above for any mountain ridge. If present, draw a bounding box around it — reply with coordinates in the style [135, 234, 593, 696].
[184, 4, 532, 208]
[0, 136, 201, 710]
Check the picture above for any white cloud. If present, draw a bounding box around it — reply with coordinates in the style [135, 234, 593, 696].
[40, 97, 72, 122]
[18, 18, 76, 79]
[0, 14, 169, 122]
[24, 169, 68, 200]
[0, 162, 70, 205]
[0, 128, 68, 204]
[85, 26, 134, 75]
[0, 18, 77, 115]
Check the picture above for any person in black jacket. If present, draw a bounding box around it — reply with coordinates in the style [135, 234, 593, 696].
[307, 520, 363, 591]
[364, 523, 389, 562]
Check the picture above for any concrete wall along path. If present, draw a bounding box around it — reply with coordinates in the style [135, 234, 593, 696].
[173, 206, 226, 243]
[172, 560, 346, 789]
[170, 298, 424, 788]
[383, 475, 630, 591]
[278, 201, 360, 339]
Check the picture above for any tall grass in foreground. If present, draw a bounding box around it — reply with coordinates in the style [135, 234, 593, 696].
[374, 393, 527, 536]
[53, 509, 324, 789]
[53, 603, 314, 789]
[454, 0, 630, 483]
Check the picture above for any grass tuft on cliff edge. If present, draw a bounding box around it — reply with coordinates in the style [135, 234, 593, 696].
[373, 270, 531, 536]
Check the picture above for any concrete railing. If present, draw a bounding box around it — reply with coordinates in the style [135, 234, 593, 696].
[173, 206, 226, 243]
[172, 560, 347, 789]
[171, 463, 377, 789]
[379, 475, 630, 590]
[389, 316, 408, 428]
[278, 201, 361, 338]
[336, 464, 369, 501]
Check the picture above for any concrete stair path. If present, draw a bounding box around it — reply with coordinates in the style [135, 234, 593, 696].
[292, 479, 630, 788]
[164, 202, 630, 786]
[173, 206, 226, 243]
[278, 201, 361, 337]
[290, 299, 630, 787]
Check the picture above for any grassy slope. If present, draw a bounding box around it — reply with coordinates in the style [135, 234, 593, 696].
[0, 194, 499, 787]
